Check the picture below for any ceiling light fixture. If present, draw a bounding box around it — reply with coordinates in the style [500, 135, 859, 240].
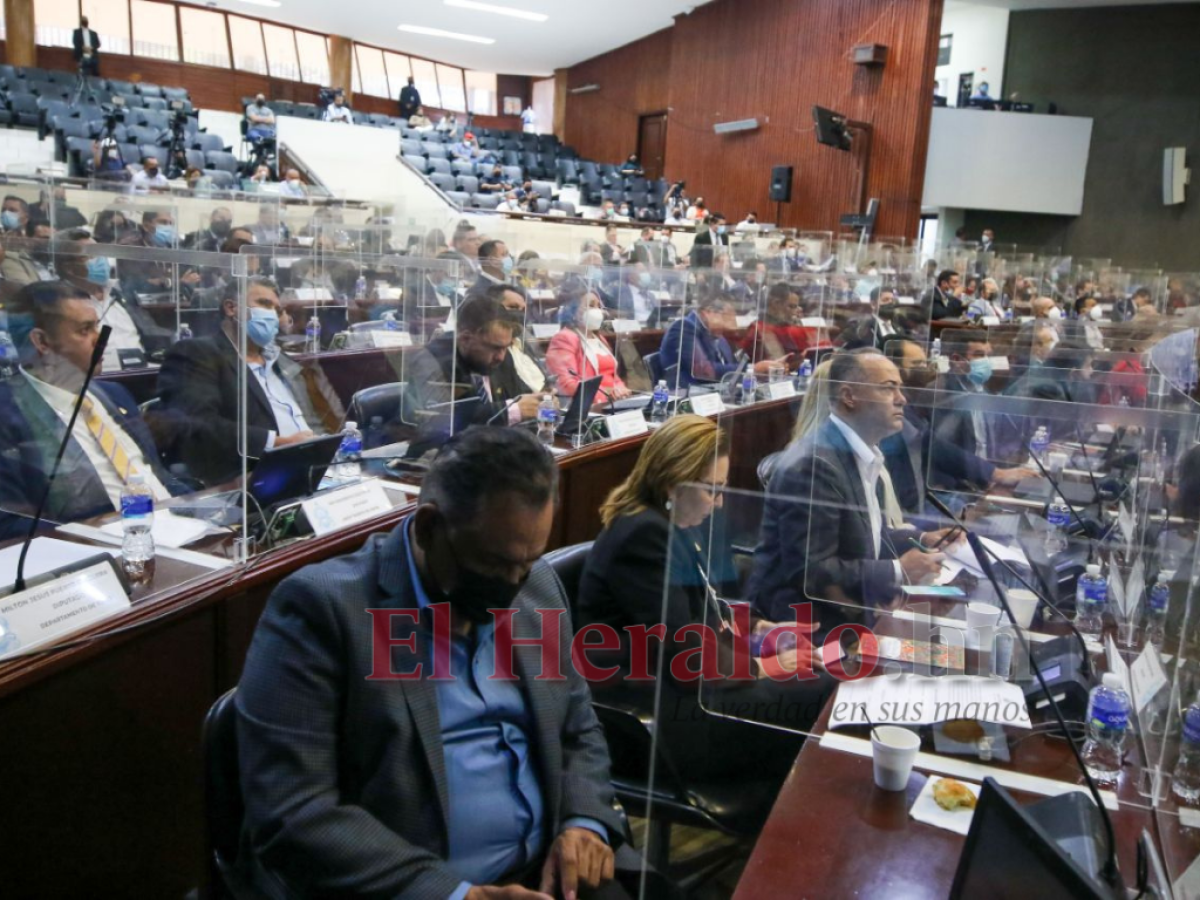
[233, 0, 282, 8]
[398, 24, 496, 44]
[444, 0, 548, 22]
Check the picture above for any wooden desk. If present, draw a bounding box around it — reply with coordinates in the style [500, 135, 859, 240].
[0, 397, 797, 898]
[735, 678, 1155, 898]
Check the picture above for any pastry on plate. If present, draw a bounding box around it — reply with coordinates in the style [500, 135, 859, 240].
[933, 777, 978, 811]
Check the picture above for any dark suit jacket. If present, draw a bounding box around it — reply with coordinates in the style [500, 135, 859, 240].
[0, 376, 183, 540]
[882, 407, 995, 514]
[234, 525, 623, 897]
[398, 85, 421, 118]
[401, 334, 528, 432]
[72, 27, 100, 61]
[746, 419, 908, 626]
[156, 333, 344, 486]
[923, 287, 963, 321]
[689, 230, 728, 269]
[659, 310, 737, 387]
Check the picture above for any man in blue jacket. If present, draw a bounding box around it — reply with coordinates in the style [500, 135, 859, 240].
[660, 293, 787, 389]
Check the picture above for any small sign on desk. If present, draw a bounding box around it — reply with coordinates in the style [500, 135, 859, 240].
[688, 392, 726, 416]
[531, 324, 560, 339]
[611, 319, 641, 335]
[0, 560, 129, 661]
[605, 410, 649, 440]
[800, 316, 828, 328]
[765, 381, 797, 400]
[301, 481, 395, 536]
[370, 330, 413, 349]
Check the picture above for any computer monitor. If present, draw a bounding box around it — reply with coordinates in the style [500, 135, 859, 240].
[812, 105, 852, 152]
[949, 779, 1122, 900]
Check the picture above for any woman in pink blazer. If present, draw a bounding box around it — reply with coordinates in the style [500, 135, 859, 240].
[545, 288, 632, 402]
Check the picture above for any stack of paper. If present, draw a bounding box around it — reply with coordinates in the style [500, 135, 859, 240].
[829, 673, 1032, 729]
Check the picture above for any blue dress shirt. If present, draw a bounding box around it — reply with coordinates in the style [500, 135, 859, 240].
[401, 520, 606, 899]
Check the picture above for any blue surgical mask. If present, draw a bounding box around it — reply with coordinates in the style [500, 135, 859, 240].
[1, 211, 20, 231]
[968, 357, 994, 386]
[501, 256, 514, 275]
[153, 225, 176, 247]
[436, 278, 457, 297]
[246, 307, 280, 348]
[717, 225, 727, 235]
[638, 272, 652, 288]
[86, 257, 111, 285]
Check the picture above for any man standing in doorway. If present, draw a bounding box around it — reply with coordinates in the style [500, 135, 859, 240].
[73, 16, 101, 77]
[398, 76, 421, 122]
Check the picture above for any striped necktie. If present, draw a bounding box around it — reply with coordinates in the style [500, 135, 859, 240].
[80, 396, 139, 483]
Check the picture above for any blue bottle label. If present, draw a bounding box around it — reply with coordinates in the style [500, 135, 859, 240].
[1184, 707, 1200, 745]
[1149, 585, 1169, 612]
[340, 437, 362, 455]
[121, 495, 153, 517]
[537, 407, 557, 424]
[1079, 577, 1107, 608]
[1048, 508, 1071, 528]
[1089, 694, 1128, 732]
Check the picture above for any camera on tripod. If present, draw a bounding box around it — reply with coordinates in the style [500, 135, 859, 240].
[317, 86, 342, 107]
[101, 95, 127, 131]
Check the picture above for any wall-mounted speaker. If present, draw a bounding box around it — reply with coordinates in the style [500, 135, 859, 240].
[713, 118, 760, 135]
[770, 166, 793, 203]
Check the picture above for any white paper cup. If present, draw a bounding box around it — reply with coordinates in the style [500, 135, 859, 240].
[966, 602, 1002, 636]
[1006, 588, 1038, 629]
[872, 726, 921, 791]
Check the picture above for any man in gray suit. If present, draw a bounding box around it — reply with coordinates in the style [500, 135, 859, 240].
[236, 427, 630, 899]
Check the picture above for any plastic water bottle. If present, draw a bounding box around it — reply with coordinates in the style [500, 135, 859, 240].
[1080, 673, 1130, 786]
[335, 421, 363, 477]
[1143, 575, 1171, 651]
[795, 358, 814, 393]
[651, 380, 670, 424]
[740, 369, 757, 406]
[1173, 700, 1200, 803]
[0, 329, 18, 379]
[536, 394, 557, 445]
[1074, 563, 1107, 642]
[1029, 426, 1050, 467]
[1044, 496, 1071, 555]
[381, 311, 399, 331]
[120, 475, 155, 575]
[1004, 307, 1014, 322]
[355, 274, 368, 301]
[177, 322, 192, 342]
[305, 315, 322, 354]
[930, 337, 942, 362]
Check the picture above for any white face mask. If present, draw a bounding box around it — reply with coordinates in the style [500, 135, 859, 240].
[1089, 306, 1105, 322]
[1047, 307, 1063, 320]
[583, 307, 605, 332]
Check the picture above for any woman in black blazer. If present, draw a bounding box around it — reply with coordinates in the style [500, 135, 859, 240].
[579, 415, 835, 779]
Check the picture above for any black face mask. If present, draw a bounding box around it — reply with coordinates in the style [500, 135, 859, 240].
[211, 220, 232, 237]
[877, 306, 897, 321]
[902, 366, 937, 389]
[437, 519, 526, 624]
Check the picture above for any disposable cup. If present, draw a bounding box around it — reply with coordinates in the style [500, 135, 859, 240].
[872, 726, 921, 791]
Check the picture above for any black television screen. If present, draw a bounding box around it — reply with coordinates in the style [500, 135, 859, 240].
[812, 105, 852, 152]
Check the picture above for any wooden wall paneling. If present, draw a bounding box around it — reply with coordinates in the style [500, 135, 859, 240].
[564, 0, 944, 239]
[329, 35, 353, 103]
[563, 27, 673, 166]
[4, 0, 35, 67]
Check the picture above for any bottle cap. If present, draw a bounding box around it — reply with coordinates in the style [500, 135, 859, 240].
[128, 473, 145, 485]
[344, 421, 357, 430]
[1086, 563, 1101, 576]
[1102, 673, 1127, 693]
[1160, 571, 1175, 582]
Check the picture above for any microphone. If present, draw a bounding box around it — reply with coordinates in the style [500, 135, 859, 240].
[14, 324, 113, 594]
[485, 396, 521, 426]
[1071, 421, 1105, 507]
[924, 492, 1119, 889]
[1027, 438, 1101, 540]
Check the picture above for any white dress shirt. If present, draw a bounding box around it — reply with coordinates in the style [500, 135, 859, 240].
[96, 290, 145, 371]
[829, 414, 884, 558]
[24, 370, 170, 509]
[248, 349, 310, 447]
[324, 104, 353, 124]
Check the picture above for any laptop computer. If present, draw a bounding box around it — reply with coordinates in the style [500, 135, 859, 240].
[1011, 477, 1097, 507]
[170, 433, 344, 527]
[557, 375, 603, 437]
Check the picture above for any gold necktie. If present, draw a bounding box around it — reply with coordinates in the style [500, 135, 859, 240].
[80, 396, 139, 483]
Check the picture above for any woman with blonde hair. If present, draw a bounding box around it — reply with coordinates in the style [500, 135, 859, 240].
[579, 415, 834, 780]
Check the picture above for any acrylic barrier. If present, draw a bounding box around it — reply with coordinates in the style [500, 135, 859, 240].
[621, 349, 1200, 896]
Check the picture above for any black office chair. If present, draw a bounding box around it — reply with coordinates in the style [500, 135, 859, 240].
[643, 351, 664, 385]
[543, 541, 593, 620]
[757, 450, 782, 490]
[203, 688, 265, 899]
[348, 383, 406, 428]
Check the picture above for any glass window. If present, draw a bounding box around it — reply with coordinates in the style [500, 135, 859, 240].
[262, 23, 299, 82]
[465, 71, 497, 117]
[82, 0, 130, 55]
[938, 34, 952, 67]
[130, 0, 178, 61]
[410, 58, 440, 109]
[295, 30, 329, 86]
[436, 64, 466, 113]
[383, 52, 411, 101]
[228, 15, 267, 76]
[180, 6, 229, 69]
[355, 44, 389, 99]
[33, 0, 77, 49]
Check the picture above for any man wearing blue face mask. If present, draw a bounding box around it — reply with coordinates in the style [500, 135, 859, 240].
[615, 262, 657, 324]
[130, 155, 169, 194]
[157, 276, 345, 486]
[689, 212, 729, 269]
[467, 239, 513, 298]
[0, 195, 28, 234]
[932, 329, 1026, 465]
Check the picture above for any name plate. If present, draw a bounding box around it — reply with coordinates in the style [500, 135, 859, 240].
[1130, 643, 1168, 714]
[605, 410, 650, 440]
[689, 392, 726, 416]
[651, 290, 670, 301]
[800, 316, 828, 328]
[735, 313, 757, 328]
[295, 288, 334, 302]
[302, 481, 395, 536]
[531, 324, 560, 339]
[611, 319, 641, 335]
[0, 561, 130, 660]
[981, 316, 1001, 327]
[766, 381, 797, 400]
[529, 289, 554, 301]
[896, 296, 917, 306]
[989, 355, 1010, 372]
[370, 330, 413, 349]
